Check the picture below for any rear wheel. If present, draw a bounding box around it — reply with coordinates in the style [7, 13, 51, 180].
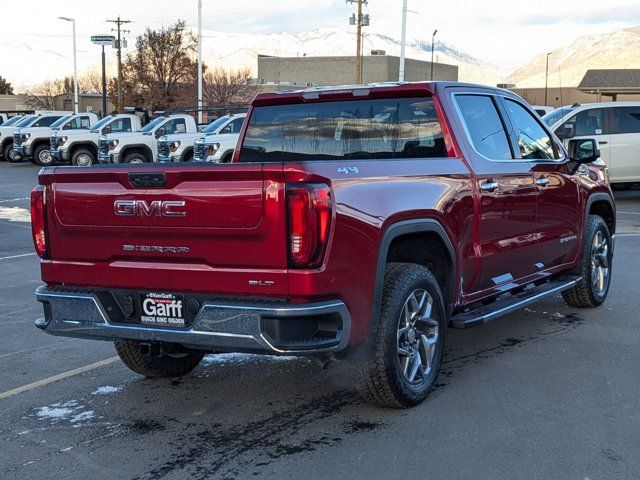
[124, 153, 147, 164]
[114, 340, 205, 378]
[562, 215, 612, 308]
[71, 148, 95, 167]
[355, 263, 446, 408]
[33, 144, 53, 166]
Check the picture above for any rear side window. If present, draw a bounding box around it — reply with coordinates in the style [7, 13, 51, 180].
[455, 95, 512, 160]
[610, 107, 640, 134]
[504, 99, 557, 160]
[240, 97, 447, 162]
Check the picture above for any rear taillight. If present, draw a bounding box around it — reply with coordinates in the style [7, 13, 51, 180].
[31, 185, 48, 259]
[286, 184, 332, 268]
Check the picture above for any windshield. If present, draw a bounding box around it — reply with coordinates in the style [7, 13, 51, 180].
[2, 116, 22, 127]
[50, 114, 74, 128]
[140, 117, 165, 132]
[90, 116, 113, 130]
[203, 116, 231, 133]
[542, 107, 576, 127]
[15, 115, 38, 127]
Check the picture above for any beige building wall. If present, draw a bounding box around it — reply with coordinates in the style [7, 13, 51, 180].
[509, 87, 640, 108]
[257, 55, 458, 87]
[0, 95, 31, 111]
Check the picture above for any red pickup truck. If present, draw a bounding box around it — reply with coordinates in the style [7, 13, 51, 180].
[32, 82, 615, 408]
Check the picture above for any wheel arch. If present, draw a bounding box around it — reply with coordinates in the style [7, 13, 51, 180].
[371, 219, 457, 332]
[586, 192, 616, 236]
[69, 141, 98, 159]
[121, 144, 154, 162]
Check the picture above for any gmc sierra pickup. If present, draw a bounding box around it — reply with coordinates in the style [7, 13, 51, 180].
[32, 82, 615, 408]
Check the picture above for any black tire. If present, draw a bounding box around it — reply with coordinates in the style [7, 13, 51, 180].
[2, 142, 14, 162]
[562, 215, 613, 308]
[123, 153, 148, 164]
[183, 150, 194, 162]
[33, 144, 54, 166]
[5, 143, 22, 163]
[71, 148, 96, 167]
[220, 151, 233, 163]
[355, 263, 446, 408]
[114, 340, 205, 378]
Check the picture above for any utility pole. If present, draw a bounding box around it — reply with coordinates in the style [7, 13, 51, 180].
[544, 52, 551, 106]
[197, 0, 203, 125]
[347, 0, 369, 84]
[430, 29, 438, 81]
[107, 16, 131, 112]
[399, 0, 408, 82]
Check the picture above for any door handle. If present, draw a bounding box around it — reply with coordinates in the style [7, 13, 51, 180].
[480, 181, 499, 192]
[599, 141, 608, 145]
[536, 177, 550, 187]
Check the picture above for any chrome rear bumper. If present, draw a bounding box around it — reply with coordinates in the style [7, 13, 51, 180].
[35, 286, 351, 355]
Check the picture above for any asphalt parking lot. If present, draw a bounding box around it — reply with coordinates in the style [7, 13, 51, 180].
[1, 161, 640, 480]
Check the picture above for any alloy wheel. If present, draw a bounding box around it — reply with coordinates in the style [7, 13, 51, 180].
[591, 231, 609, 294]
[396, 289, 439, 385]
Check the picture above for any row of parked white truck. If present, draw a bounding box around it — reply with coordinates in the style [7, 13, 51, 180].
[0, 110, 247, 166]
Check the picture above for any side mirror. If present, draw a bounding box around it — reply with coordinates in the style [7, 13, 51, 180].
[556, 123, 575, 140]
[568, 138, 600, 163]
[154, 128, 165, 138]
[102, 125, 111, 135]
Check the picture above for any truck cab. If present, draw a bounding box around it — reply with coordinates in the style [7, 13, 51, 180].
[13, 112, 97, 166]
[191, 113, 246, 163]
[98, 114, 198, 164]
[51, 114, 142, 167]
[158, 113, 246, 163]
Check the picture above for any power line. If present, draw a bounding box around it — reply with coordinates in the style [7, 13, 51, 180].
[107, 16, 131, 112]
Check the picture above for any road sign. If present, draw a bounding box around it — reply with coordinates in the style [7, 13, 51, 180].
[91, 35, 115, 46]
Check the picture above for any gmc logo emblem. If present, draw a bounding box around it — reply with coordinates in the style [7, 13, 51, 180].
[114, 200, 186, 217]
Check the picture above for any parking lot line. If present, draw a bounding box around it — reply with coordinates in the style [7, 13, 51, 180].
[0, 252, 37, 261]
[618, 211, 640, 216]
[0, 356, 120, 400]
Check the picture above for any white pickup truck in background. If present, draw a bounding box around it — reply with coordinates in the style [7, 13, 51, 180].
[51, 114, 142, 167]
[13, 112, 97, 166]
[4, 112, 70, 163]
[157, 113, 246, 163]
[192, 113, 247, 163]
[98, 114, 198, 163]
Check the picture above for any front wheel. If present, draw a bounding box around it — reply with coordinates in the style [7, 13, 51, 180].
[562, 215, 613, 308]
[355, 263, 446, 408]
[5, 144, 22, 163]
[33, 145, 54, 166]
[123, 153, 147, 164]
[71, 148, 96, 167]
[114, 340, 205, 378]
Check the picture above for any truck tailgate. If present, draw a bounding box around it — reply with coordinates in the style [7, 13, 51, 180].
[40, 164, 288, 296]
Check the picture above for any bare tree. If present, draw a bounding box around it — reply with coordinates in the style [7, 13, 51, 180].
[78, 70, 104, 94]
[21, 79, 66, 110]
[203, 67, 256, 106]
[113, 20, 198, 111]
[0, 76, 14, 95]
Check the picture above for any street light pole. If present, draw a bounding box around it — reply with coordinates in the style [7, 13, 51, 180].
[59, 17, 78, 113]
[430, 29, 438, 81]
[197, 0, 203, 125]
[399, 0, 408, 82]
[544, 52, 552, 106]
[101, 45, 107, 116]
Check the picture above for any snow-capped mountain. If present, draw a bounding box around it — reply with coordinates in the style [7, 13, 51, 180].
[199, 28, 501, 86]
[505, 27, 640, 87]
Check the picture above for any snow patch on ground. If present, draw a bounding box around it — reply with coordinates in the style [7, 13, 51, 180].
[33, 400, 95, 427]
[0, 206, 30, 223]
[200, 353, 297, 366]
[91, 386, 122, 395]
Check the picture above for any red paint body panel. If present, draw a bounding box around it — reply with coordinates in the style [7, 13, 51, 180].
[36, 82, 615, 347]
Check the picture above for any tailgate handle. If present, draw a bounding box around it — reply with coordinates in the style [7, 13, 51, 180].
[128, 173, 166, 188]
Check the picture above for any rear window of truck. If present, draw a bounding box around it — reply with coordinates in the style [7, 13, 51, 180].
[239, 97, 446, 162]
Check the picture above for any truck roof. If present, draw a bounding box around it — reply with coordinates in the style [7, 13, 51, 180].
[251, 81, 507, 107]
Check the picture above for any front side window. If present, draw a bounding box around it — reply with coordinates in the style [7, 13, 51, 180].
[505, 99, 557, 160]
[455, 94, 512, 160]
[610, 107, 640, 134]
[562, 109, 605, 137]
[63, 116, 91, 130]
[163, 119, 187, 135]
[240, 97, 447, 162]
[221, 117, 245, 134]
[108, 118, 132, 133]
